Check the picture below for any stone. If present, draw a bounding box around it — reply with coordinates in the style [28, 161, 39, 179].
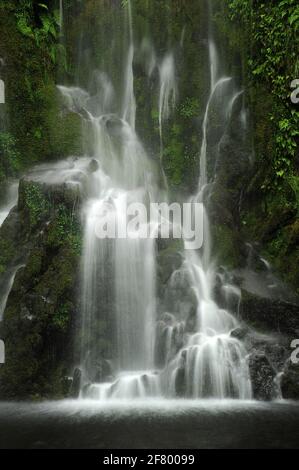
[230, 327, 249, 340]
[70, 367, 82, 398]
[281, 360, 299, 400]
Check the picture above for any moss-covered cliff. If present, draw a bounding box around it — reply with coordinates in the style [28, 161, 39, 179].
[0, 0, 82, 194]
[223, 0, 299, 294]
[0, 178, 82, 399]
[0, 0, 298, 400]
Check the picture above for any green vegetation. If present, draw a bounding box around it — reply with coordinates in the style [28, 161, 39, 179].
[23, 182, 50, 229]
[0, 1, 76, 174]
[0, 132, 22, 188]
[228, 0, 299, 189]
[52, 302, 72, 332]
[46, 204, 82, 255]
[15, 1, 63, 65]
[0, 179, 81, 399]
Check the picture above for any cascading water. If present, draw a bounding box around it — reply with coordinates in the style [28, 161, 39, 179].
[57, 0, 252, 400]
[0, 181, 18, 227]
[158, 2, 252, 399]
[58, 0, 160, 399]
[0, 263, 25, 321]
[158, 53, 177, 189]
[158, 53, 177, 145]
[0, 181, 20, 322]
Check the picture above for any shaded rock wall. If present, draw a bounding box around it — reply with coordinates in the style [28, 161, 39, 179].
[0, 178, 82, 399]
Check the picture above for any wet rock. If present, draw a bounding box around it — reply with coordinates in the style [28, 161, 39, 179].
[93, 359, 112, 383]
[81, 383, 91, 398]
[174, 350, 187, 397]
[70, 368, 82, 398]
[281, 360, 299, 400]
[249, 352, 276, 400]
[157, 241, 183, 287]
[105, 116, 123, 138]
[0, 176, 82, 400]
[230, 327, 249, 340]
[88, 159, 99, 173]
[264, 343, 289, 372]
[240, 291, 299, 336]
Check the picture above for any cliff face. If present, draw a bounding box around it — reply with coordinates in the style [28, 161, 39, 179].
[0, 178, 82, 399]
[0, 0, 298, 400]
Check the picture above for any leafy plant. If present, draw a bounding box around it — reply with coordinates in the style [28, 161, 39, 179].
[14, 2, 64, 67]
[0, 132, 22, 176]
[180, 97, 200, 119]
[229, 0, 299, 189]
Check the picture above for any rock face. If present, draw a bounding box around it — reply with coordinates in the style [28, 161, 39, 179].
[70, 368, 82, 399]
[281, 361, 299, 400]
[232, 291, 299, 400]
[0, 178, 82, 400]
[240, 292, 299, 336]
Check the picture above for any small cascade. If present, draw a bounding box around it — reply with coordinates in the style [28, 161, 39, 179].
[0, 264, 25, 321]
[140, 38, 157, 78]
[85, 371, 161, 400]
[157, 1, 252, 399]
[158, 53, 177, 189]
[122, 0, 136, 129]
[0, 181, 21, 322]
[158, 53, 177, 142]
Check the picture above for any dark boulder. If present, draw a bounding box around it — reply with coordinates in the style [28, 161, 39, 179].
[174, 350, 187, 397]
[230, 327, 249, 340]
[240, 291, 299, 336]
[70, 368, 82, 398]
[281, 360, 299, 400]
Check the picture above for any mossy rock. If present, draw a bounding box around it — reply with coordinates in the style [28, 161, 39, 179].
[0, 176, 82, 400]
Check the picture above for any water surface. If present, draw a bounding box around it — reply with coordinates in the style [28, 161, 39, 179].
[0, 400, 298, 449]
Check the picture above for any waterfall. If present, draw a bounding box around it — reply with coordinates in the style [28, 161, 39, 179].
[57, 0, 159, 399]
[158, 53, 177, 190]
[158, 53, 177, 142]
[0, 182, 20, 321]
[0, 181, 18, 227]
[0, 264, 25, 321]
[122, 0, 136, 129]
[55, 0, 252, 401]
[158, 3, 252, 399]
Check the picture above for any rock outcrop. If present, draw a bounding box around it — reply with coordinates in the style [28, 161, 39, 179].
[0, 177, 82, 399]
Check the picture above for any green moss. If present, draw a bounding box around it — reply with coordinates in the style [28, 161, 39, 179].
[46, 204, 82, 255]
[180, 98, 200, 119]
[23, 182, 50, 230]
[228, 0, 299, 189]
[0, 4, 79, 175]
[0, 133, 22, 183]
[52, 302, 72, 333]
[20, 247, 43, 286]
[0, 238, 15, 274]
